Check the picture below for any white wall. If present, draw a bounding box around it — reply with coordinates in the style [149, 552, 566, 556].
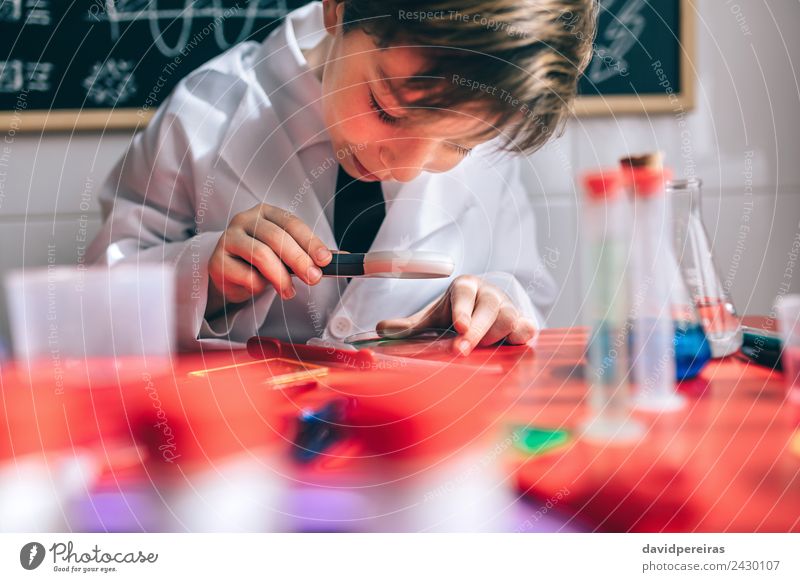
[1, 0, 798, 343]
[526, 0, 800, 326]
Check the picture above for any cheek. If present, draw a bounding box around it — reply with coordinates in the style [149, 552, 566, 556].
[336, 103, 377, 143]
[321, 74, 367, 138]
[323, 86, 394, 149]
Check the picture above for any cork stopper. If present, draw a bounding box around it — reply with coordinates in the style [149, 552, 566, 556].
[620, 152, 670, 197]
[619, 152, 663, 170]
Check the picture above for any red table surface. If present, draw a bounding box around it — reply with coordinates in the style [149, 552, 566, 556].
[506, 326, 800, 533]
[1, 321, 798, 532]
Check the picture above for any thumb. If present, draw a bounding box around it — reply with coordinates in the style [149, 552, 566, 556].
[376, 315, 427, 339]
[377, 294, 448, 338]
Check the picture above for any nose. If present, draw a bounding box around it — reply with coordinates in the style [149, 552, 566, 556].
[379, 138, 437, 182]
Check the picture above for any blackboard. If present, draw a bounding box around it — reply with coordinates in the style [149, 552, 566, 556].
[0, 0, 306, 131]
[576, 0, 694, 115]
[0, 0, 694, 131]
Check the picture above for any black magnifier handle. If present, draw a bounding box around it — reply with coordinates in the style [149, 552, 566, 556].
[285, 253, 366, 278]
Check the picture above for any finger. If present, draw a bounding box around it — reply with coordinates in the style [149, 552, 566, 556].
[456, 288, 502, 355]
[377, 295, 447, 338]
[248, 220, 322, 286]
[224, 232, 295, 299]
[507, 317, 537, 345]
[210, 254, 268, 302]
[376, 317, 419, 339]
[478, 304, 520, 347]
[215, 283, 251, 305]
[262, 206, 332, 267]
[449, 276, 479, 334]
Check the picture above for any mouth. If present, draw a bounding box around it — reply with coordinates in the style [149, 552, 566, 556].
[351, 153, 381, 182]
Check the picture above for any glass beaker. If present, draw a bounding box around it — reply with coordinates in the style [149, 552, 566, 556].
[668, 178, 743, 358]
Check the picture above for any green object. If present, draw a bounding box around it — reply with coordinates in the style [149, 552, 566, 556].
[740, 326, 783, 371]
[513, 426, 571, 456]
[742, 326, 782, 353]
[344, 330, 458, 358]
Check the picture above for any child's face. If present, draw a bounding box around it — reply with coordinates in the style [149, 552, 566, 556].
[319, 5, 496, 183]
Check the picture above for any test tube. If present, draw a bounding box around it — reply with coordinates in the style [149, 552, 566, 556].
[622, 157, 686, 412]
[775, 295, 800, 405]
[579, 169, 644, 442]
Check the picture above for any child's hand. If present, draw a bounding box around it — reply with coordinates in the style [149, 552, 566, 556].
[376, 275, 537, 356]
[206, 204, 332, 316]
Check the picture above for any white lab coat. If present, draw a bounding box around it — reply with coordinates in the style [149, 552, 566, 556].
[87, 2, 557, 350]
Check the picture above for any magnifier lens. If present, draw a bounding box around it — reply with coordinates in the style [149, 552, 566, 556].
[344, 329, 458, 357]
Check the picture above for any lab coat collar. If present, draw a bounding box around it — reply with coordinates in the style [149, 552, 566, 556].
[216, 2, 329, 201]
[216, 85, 293, 200]
[215, 4, 334, 246]
[216, 82, 337, 247]
[253, 2, 329, 154]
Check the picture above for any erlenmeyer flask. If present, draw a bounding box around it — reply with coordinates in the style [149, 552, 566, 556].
[669, 178, 743, 358]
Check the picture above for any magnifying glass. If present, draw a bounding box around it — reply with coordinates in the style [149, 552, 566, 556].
[289, 251, 454, 279]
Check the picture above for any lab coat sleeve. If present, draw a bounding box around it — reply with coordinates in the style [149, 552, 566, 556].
[86, 91, 272, 350]
[480, 160, 558, 331]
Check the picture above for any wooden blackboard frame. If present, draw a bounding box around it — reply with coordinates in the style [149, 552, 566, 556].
[575, 0, 696, 117]
[1, 0, 695, 132]
[0, 108, 152, 132]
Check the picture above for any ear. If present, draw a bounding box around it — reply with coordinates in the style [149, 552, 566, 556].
[322, 0, 346, 35]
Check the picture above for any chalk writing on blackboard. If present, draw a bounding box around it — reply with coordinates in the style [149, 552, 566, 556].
[87, 0, 290, 57]
[0, 60, 53, 93]
[0, 0, 52, 24]
[0, 0, 50, 24]
[0, 0, 20, 22]
[82, 59, 138, 105]
[588, 0, 646, 84]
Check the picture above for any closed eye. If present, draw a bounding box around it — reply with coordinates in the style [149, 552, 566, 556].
[450, 143, 472, 158]
[369, 90, 399, 125]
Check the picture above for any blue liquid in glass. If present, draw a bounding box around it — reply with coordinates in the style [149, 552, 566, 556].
[622, 320, 711, 382]
[673, 322, 712, 381]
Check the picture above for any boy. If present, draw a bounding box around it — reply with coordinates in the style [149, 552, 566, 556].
[87, 0, 595, 352]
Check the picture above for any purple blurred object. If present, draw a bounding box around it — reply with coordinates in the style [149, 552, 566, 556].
[70, 487, 162, 532]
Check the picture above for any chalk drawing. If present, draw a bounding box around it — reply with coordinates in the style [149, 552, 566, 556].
[90, 0, 289, 57]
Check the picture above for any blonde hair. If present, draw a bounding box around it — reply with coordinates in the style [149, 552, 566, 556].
[342, 0, 597, 153]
